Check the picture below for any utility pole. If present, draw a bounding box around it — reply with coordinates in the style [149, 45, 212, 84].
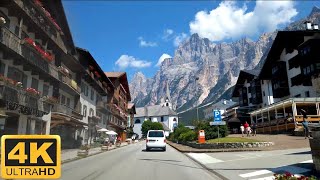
[195, 77, 199, 120]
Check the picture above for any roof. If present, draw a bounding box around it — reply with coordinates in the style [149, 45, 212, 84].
[232, 70, 260, 97]
[204, 100, 237, 113]
[105, 72, 126, 78]
[76, 47, 114, 89]
[160, 122, 171, 131]
[128, 103, 136, 114]
[105, 72, 131, 101]
[134, 105, 177, 117]
[259, 31, 320, 79]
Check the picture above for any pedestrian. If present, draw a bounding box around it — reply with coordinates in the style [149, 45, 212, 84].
[244, 121, 250, 136]
[251, 123, 257, 136]
[302, 115, 310, 139]
[240, 124, 245, 137]
[247, 126, 251, 137]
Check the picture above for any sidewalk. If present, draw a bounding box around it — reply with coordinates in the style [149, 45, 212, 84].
[61, 142, 129, 163]
[168, 134, 310, 153]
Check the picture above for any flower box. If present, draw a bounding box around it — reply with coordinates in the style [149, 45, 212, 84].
[43, 96, 58, 104]
[23, 38, 54, 62]
[25, 88, 41, 98]
[33, 0, 62, 32]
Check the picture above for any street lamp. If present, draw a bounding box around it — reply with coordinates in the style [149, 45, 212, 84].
[195, 77, 199, 121]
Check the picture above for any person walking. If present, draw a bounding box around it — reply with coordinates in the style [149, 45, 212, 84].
[244, 121, 250, 136]
[302, 115, 310, 139]
[251, 123, 257, 136]
[240, 124, 245, 137]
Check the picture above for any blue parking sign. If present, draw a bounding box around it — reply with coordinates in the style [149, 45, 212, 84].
[213, 110, 221, 122]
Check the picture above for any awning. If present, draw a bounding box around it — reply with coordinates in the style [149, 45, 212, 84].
[97, 128, 108, 132]
[228, 117, 241, 123]
[106, 131, 117, 135]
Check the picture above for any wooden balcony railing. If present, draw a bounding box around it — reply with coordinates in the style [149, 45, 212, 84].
[13, 0, 66, 51]
[0, 27, 59, 80]
[295, 115, 320, 122]
[0, 81, 48, 116]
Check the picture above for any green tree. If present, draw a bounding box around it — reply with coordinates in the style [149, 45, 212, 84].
[194, 120, 228, 140]
[141, 120, 163, 137]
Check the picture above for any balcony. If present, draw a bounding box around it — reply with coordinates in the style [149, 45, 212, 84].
[0, 27, 59, 82]
[0, 80, 47, 117]
[59, 73, 80, 95]
[10, 0, 66, 52]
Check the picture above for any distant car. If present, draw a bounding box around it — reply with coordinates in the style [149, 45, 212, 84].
[146, 130, 166, 151]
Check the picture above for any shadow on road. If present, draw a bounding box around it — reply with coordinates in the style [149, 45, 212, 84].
[286, 151, 311, 155]
[139, 158, 182, 162]
[142, 149, 164, 152]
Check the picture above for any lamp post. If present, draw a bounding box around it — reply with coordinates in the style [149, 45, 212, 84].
[195, 77, 199, 121]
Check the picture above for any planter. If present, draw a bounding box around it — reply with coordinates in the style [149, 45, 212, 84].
[101, 146, 109, 151]
[309, 124, 320, 172]
[77, 150, 88, 157]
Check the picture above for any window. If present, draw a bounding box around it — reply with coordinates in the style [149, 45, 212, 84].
[161, 116, 164, 122]
[91, 89, 94, 101]
[81, 83, 89, 96]
[166, 103, 169, 107]
[89, 108, 94, 117]
[0, 62, 5, 75]
[14, 26, 19, 36]
[7, 67, 27, 88]
[305, 91, 310, 97]
[66, 98, 70, 107]
[261, 80, 264, 85]
[83, 105, 87, 117]
[31, 78, 39, 90]
[60, 95, 66, 105]
[263, 91, 265, 97]
[43, 84, 49, 96]
[307, 66, 311, 74]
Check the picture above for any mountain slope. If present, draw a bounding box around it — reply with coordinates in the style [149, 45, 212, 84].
[129, 6, 320, 114]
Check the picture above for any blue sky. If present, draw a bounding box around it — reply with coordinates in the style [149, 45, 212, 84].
[62, 1, 320, 81]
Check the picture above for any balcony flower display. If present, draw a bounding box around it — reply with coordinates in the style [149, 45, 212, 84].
[0, 75, 17, 87]
[94, 71, 101, 78]
[25, 88, 41, 98]
[16, 82, 23, 89]
[58, 66, 69, 76]
[23, 38, 54, 62]
[89, 65, 94, 71]
[42, 96, 58, 104]
[33, 0, 62, 32]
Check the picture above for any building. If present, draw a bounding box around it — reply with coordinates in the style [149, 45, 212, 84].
[133, 86, 178, 138]
[203, 99, 237, 120]
[233, 27, 320, 134]
[77, 48, 114, 144]
[105, 72, 131, 141]
[0, 0, 87, 147]
[0, 0, 135, 148]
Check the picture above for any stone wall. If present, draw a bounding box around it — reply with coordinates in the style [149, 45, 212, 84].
[180, 141, 274, 149]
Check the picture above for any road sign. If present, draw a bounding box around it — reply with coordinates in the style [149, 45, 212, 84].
[210, 121, 226, 126]
[1, 135, 61, 179]
[213, 110, 221, 122]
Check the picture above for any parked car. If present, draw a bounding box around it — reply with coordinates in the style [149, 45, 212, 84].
[146, 130, 166, 151]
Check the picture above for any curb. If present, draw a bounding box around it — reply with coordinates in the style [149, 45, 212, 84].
[185, 152, 229, 180]
[167, 141, 264, 153]
[61, 144, 129, 164]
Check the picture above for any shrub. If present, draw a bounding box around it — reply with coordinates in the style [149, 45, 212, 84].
[194, 120, 228, 140]
[173, 125, 192, 141]
[178, 131, 197, 142]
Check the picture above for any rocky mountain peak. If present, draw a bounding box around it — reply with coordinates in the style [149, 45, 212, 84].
[309, 6, 320, 17]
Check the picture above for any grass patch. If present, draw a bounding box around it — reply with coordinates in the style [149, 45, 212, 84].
[207, 137, 261, 143]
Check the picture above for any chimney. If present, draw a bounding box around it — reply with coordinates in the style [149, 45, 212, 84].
[304, 21, 313, 30]
[313, 24, 319, 30]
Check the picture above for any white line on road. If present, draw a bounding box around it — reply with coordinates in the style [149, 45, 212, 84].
[249, 176, 274, 180]
[300, 160, 313, 163]
[239, 170, 272, 178]
[187, 153, 224, 164]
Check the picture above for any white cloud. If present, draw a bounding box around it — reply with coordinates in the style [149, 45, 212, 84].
[156, 53, 172, 66]
[162, 29, 174, 40]
[174, 33, 188, 47]
[138, 37, 157, 47]
[115, 55, 152, 69]
[190, 1, 298, 41]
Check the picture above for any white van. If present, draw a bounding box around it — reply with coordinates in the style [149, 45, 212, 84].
[146, 130, 166, 151]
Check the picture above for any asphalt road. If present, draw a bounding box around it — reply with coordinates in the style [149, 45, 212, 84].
[59, 142, 219, 180]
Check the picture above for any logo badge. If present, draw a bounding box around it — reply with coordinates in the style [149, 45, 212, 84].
[1, 135, 61, 179]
